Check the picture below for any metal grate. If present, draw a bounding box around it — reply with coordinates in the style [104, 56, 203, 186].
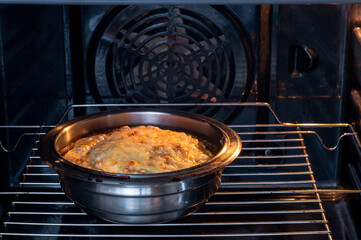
[6, 102, 359, 239]
[87, 5, 254, 122]
[0, 122, 334, 239]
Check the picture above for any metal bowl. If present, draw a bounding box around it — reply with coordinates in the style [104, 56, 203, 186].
[39, 109, 241, 223]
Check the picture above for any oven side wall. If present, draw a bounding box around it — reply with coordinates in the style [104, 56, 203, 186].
[271, 4, 349, 186]
[0, 5, 68, 188]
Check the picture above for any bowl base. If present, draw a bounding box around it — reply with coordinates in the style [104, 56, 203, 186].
[75, 200, 206, 224]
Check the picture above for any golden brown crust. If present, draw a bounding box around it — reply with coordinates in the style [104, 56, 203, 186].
[61, 125, 214, 174]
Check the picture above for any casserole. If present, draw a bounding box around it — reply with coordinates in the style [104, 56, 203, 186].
[39, 109, 241, 223]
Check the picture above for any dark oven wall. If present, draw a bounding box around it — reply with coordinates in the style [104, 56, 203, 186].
[0, 4, 355, 189]
[0, 5, 68, 188]
[272, 4, 350, 187]
[273, 4, 348, 124]
[1, 3, 361, 240]
[0, 5, 260, 187]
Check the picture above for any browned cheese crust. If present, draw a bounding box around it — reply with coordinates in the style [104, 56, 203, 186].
[61, 126, 214, 174]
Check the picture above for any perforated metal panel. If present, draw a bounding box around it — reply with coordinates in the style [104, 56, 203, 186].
[86, 6, 254, 120]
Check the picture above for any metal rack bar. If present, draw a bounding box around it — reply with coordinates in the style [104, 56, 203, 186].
[299, 132, 331, 240]
[237, 154, 309, 158]
[225, 163, 310, 167]
[2, 189, 359, 195]
[4, 220, 328, 226]
[0, 231, 332, 238]
[1, 102, 358, 152]
[0, 0, 359, 4]
[7, 212, 87, 215]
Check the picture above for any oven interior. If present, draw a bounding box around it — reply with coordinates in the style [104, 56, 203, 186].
[1, 3, 361, 239]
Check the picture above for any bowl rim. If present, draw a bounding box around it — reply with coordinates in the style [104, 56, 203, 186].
[39, 108, 241, 181]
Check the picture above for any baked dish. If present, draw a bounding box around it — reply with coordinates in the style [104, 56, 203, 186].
[60, 125, 215, 174]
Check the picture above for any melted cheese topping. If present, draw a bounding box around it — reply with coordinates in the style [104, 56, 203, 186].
[61, 126, 214, 174]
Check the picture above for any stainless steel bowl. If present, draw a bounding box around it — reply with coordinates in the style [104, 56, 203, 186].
[39, 109, 241, 223]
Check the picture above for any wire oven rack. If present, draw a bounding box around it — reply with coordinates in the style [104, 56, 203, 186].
[1, 102, 360, 240]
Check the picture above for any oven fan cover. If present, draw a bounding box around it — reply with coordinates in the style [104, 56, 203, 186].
[87, 5, 254, 120]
